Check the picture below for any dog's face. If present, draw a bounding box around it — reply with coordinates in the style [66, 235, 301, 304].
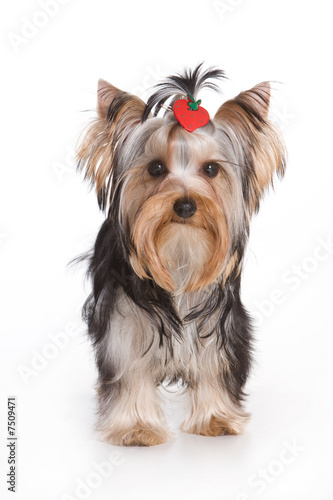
[119, 120, 242, 294]
[77, 68, 285, 294]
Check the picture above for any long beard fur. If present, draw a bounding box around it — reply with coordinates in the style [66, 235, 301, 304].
[129, 191, 229, 294]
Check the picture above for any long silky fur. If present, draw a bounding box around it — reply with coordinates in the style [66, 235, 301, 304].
[83, 217, 182, 349]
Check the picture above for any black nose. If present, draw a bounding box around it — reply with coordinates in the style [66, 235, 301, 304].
[173, 198, 197, 219]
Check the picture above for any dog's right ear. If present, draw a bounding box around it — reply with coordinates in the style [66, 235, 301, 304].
[76, 79, 146, 211]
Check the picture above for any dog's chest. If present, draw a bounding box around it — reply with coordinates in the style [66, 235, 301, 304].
[155, 292, 220, 383]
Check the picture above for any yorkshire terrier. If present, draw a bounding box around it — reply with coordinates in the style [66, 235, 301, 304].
[76, 64, 286, 446]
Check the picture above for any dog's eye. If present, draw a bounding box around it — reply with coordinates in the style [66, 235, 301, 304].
[147, 161, 167, 178]
[201, 162, 220, 178]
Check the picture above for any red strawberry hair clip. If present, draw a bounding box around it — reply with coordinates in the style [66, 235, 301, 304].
[173, 94, 209, 132]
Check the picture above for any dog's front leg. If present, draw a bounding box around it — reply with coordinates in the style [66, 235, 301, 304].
[95, 315, 173, 447]
[181, 372, 249, 437]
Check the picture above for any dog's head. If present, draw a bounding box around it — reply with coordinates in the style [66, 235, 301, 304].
[77, 65, 286, 294]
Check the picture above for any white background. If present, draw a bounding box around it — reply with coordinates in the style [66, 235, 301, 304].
[1, 0, 333, 499]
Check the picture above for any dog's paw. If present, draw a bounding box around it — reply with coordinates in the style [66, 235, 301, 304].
[103, 424, 173, 447]
[202, 415, 241, 436]
[181, 415, 246, 437]
[121, 427, 172, 446]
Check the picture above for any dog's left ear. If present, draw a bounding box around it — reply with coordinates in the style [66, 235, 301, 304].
[214, 82, 286, 214]
[77, 79, 146, 211]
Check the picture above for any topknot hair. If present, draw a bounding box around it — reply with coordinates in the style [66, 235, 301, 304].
[142, 63, 226, 121]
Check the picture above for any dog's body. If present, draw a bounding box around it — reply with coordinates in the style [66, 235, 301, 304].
[77, 65, 286, 446]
